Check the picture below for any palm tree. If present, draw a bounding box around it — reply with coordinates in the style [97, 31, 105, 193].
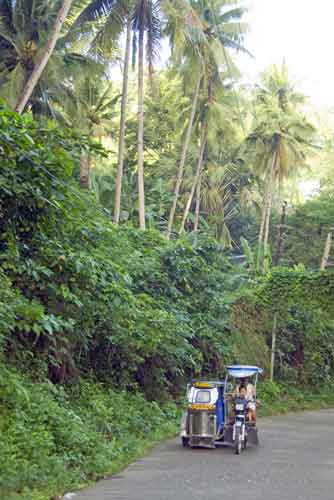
[114, 14, 132, 223]
[246, 64, 315, 268]
[166, 66, 202, 238]
[70, 0, 131, 214]
[166, 0, 248, 238]
[0, 0, 76, 112]
[200, 162, 239, 245]
[177, 0, 248, 235]
[132, 0, 161, 230]
[165, 0, 205, 239]
[179, 120, 207, 233]
[72, 0, 162, 229]
[0, 0, 100, 114]
[58, 76, 120, 188]
[14, 0, 73, 114]
[179, 101, 242, 241]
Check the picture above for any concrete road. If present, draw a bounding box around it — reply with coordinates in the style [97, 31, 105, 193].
[73, 410, 334, 500]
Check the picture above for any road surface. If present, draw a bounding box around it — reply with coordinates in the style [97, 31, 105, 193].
[73, 410, 334, 500]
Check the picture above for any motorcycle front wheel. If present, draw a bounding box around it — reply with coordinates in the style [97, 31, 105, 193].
[235, 428, 242, 455]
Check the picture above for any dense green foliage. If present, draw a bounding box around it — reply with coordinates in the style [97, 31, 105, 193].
[237, 268, 334, 385]
[0, 366, 178, 500]
[1, 106, 334, 499]
[0, 106, 244, 499]
[283, 191, 334, 268]
[0, 106, 241, 397]
[1, 0, 334, 498]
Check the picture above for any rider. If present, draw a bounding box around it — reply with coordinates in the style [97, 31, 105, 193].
[235, 378, 256, 422]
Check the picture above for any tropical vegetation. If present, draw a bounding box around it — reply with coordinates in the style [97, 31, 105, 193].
[1, 0, 334, 498]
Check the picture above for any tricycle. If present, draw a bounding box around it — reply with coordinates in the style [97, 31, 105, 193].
[180, 365, 262, 453]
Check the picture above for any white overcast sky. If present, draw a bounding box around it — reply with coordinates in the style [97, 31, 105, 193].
[124, 0, 334, 109]
[237, 0, 334, 108]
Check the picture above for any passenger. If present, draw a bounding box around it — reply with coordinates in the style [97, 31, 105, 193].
[238, 386, 247, 398]
[235, 377, 256, 400]
[235, 378, 256, 422]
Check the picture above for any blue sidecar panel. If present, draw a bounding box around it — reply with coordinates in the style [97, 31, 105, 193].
[216, 386, 224, 432]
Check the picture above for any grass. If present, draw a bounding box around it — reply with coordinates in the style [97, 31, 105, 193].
[6, 427, 178, 500]
[0, 369, 180, 500]
[258, 380, 334, 417]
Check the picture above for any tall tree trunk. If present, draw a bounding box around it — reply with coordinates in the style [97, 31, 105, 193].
[273, 201, 287, 266]
[137, 24, 145, 230]
[80, 154, 91, 189]
[166, 70, 202, 239]
[257, 183, 269, 272]
[263, 184, 273, 255]
[179, 123, 207, 234]
[15, 0, 73, 114]
[114, 17, 131, 224]
[258, 175, 270, 246]
[194, 170, 203, 232]
[257, 152, 277, 270]
[258, 154, 275, 245]
[263, 153, 278, 254]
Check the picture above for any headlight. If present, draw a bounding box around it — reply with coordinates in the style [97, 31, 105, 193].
[235, 403, 245, 411]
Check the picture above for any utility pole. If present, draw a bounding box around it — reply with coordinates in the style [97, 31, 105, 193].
[320, 228, 333, 271]
[273, 201, 287, 266]
[270, 312, 278, 382]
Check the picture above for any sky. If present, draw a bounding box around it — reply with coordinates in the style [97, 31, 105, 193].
[237, 0, 334, 108]
[236, 0, 334, 198]
[123, 0, 334, 111]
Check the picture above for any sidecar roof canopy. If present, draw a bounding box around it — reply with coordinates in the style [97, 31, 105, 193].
[226, 365, 263, 378]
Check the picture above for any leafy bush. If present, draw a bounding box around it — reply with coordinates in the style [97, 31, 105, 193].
[259, 379, 282, 404]
[0, 104, 242, 395]
[0, 367, 179, 500]
[282, 190, 334, 268]
[251, 268, 334, 385]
